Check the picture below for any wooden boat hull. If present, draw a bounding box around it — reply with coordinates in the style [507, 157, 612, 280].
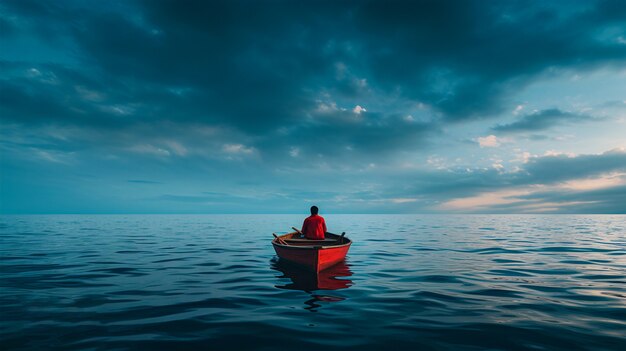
[272, 232, 351, 273]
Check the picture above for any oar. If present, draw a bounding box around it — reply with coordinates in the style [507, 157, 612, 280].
[338, 232, 346, 243]
[273, 233, 289, 245]
[291, 226, 304, 238]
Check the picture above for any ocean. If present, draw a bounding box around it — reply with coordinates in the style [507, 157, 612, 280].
[1, 214, 625, 350]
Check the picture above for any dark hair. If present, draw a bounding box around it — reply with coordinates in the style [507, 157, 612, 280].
[310, 206, 319, 215]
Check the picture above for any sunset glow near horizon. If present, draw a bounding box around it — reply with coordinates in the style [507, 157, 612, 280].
[1, 0, 625, 214]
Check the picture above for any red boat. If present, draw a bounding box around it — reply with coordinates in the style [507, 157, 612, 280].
[272, 231, 352, 273]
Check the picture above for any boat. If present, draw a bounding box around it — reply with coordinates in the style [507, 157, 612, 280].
[272, 231, 352, 273]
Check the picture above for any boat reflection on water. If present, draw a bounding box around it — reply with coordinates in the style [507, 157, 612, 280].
[270, 258, 353, 312]
[271, 259, 353, 291]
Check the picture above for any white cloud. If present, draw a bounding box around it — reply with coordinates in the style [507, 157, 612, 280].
[520, 151, 532, 163]
[544, 150, 577, 158]
[477, 135, 500, 148]
[334, 62, 347, 80]
[289, 147, 300, 157]
[354, 78, 368, 88]
[129, 144, 171, 157]
[427, 155, 449, 170]
[223, 143, 254, 154]
[168, 87, 192, 96]
[561, 172, 626, 191]
[353, 105, 367, 114]
[391, 198, 417, 204]
[164, 141, 188, 156]
[75, 86, 104, 102]
[439, 189, 530, 211]
[316, 101, 339, 113]
[513, 104, 524, 115]
[34, 149, 74, 164]
[26, 68, 59, 84]
[101, 104, 134, 116]
[27, 68, 41, 77]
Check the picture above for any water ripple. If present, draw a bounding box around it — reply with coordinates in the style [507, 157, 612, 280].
[1, 214, 625, 350]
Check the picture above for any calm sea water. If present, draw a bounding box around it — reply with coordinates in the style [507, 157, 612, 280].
[1, 214, 625, 350]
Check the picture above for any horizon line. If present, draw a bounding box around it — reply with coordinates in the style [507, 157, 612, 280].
[1, 213, 623, 215]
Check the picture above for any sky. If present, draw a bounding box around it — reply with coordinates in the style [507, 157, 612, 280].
[1, 0, 625, 214]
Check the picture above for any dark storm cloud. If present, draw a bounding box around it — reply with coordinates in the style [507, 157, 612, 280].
[0, 61, 171, 129]
[520, 149, 626, 184]
[378, 149, 626, 209]
[59, 0, 334, 133]
[257, 108, 438, 162]
[2, 0, 625, 214]
[258, 149, 626, 213]
[492, 109, 596, 133]
[511, 184, 626, 212]
[349, 0, 626, 120]
[2, 0, 625, 133]
[464, 179, 626, 214]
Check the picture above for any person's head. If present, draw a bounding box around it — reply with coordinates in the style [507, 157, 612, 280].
[310, 206, 319, 215]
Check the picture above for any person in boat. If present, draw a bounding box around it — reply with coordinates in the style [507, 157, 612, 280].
[301, 206, 326, 240]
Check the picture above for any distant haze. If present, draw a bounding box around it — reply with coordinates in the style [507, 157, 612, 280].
[1, 0, 625, 214]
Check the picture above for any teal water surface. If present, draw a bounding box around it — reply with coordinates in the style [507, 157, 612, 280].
[1, 215, 625, 350]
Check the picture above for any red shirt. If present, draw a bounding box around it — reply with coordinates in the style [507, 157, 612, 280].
[301, 215, 327, 240]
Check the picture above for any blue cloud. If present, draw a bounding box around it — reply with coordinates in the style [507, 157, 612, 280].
[1, 0, 625, 214]
[492, 109, 597, 133]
